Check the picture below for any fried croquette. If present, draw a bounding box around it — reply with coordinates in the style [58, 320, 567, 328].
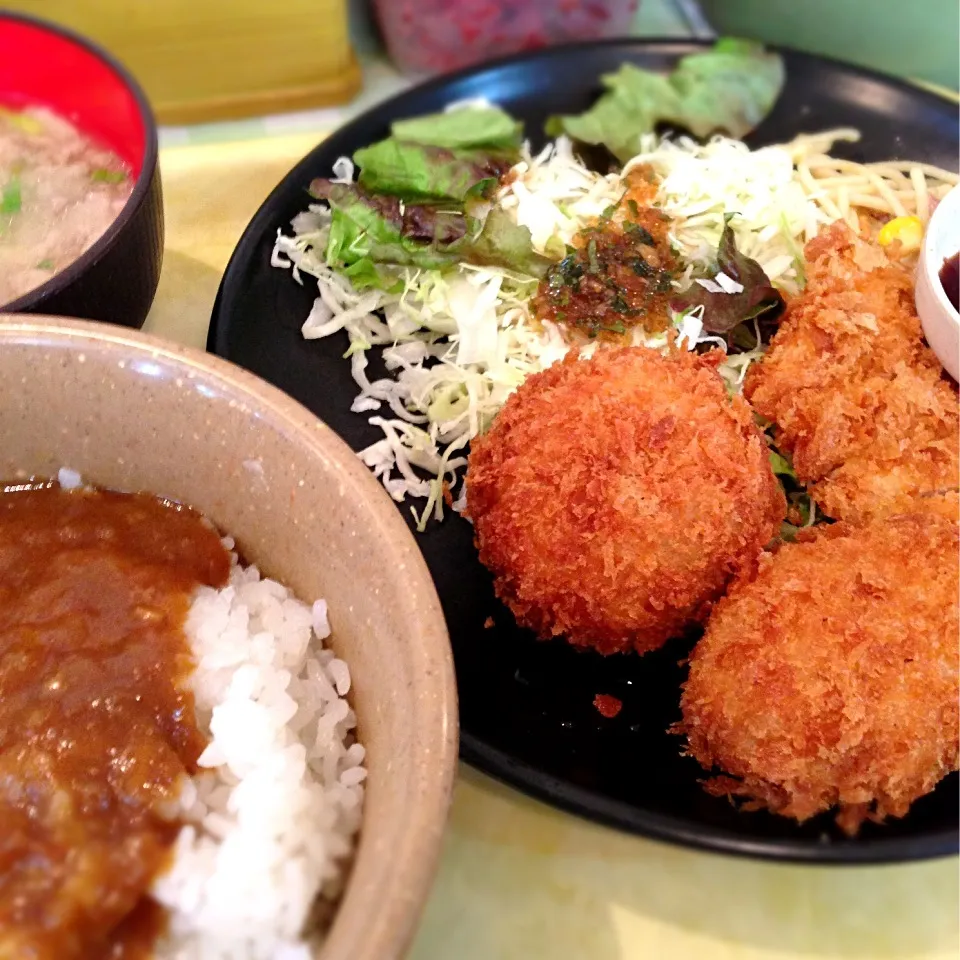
[744, 222, 960, 525]
[465, 346, 786, 655]
[678, 513, 959, 835]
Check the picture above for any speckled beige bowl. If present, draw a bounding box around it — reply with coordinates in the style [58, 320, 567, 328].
[0, 314, 458, 960]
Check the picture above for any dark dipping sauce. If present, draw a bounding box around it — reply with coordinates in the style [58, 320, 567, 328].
[940, 251, 959, 311]
[0, 484, 230, 959]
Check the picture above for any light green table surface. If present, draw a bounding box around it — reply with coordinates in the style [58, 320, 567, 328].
[699, 0, 959, 91]
[146, 4, 960, 957]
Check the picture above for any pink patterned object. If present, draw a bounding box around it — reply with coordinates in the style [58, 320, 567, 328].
[373, 0, 640, 75]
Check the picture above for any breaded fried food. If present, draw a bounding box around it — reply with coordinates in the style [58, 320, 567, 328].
[679, 513, 959, 835]
[466, 346, 786, 655]
[744, 222, 959, 524]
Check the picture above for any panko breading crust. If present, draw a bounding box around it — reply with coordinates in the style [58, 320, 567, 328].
[744, 223, 959, 524]
[466, 346, 786, 655]
[678, 513, 960, 834]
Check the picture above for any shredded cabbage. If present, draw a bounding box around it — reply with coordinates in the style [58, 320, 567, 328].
[275, 209, 575, 522]
[497, 137, 624, 253]
[625, 133, 830, 295]
[273, 132, 834, 521]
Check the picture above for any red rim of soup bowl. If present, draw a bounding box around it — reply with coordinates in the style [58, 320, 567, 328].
[0, 11, 162, 325]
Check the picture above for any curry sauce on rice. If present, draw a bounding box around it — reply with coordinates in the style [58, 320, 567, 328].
[0, 477, 365, 959]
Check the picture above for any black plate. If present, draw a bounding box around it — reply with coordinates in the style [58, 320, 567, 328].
[210, 40, 959, 862]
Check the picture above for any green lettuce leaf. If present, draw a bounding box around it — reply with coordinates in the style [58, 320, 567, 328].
[546, 38, 784, 162]
[312, 181, 551, 279]
[311, 179, 469, 251]
[340, 257, 403, 293]
[671, 219, 784, 333]
[456, 207, 553, 278]
[391, 106, 523, 150]
[669, 38, 786, 139]
[780, 489, 819, 542]
[546, 65, 682, 163]
[768, 450, 796, 481]
[352, 139, 511, 203]
[315, 182, 455, 274]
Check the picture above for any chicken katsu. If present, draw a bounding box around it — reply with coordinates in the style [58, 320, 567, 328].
[744, 222, 960, 524]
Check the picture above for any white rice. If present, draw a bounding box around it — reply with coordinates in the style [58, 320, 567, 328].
[152, 539, 365, 959]
[56, 466, 84, 490]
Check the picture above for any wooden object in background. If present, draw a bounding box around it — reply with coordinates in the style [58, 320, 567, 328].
[6, 0, 361, 123]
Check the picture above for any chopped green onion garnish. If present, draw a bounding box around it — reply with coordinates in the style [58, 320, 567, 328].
[625, 222, 655, 246]
[36, 259, 54, 271]
[586, 237, 599, 274]
[1, 177, 21, 215]
[91, 168, 127, 184]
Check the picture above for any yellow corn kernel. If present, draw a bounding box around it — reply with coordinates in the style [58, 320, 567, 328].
[878, 215, 924, 252]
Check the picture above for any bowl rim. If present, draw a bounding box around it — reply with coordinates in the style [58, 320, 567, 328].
[920, 183, 960, 324]
[0, 312, 460, 959]
[0, 11, 159, 313]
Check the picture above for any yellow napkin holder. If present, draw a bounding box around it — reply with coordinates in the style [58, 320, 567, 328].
[7, 0, 361, 124]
